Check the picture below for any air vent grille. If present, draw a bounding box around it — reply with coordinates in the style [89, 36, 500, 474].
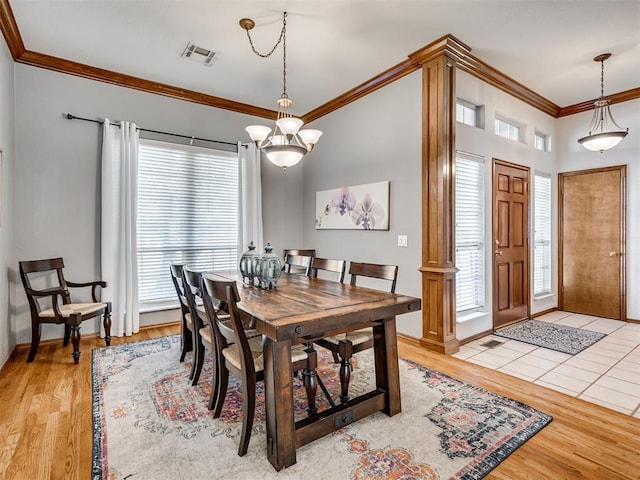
[181, 42, 216, 66]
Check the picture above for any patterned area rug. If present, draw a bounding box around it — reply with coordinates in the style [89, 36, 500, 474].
[494, 319, 606, 354]
[92, 336, 552, 480]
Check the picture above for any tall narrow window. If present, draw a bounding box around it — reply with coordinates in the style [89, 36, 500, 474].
[534, 131, 550, 151]
[455, 153, 485, 313]
[534, 173, 552, 296]
[137, 140, 239, 308]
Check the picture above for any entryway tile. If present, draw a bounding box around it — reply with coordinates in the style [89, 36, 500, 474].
[499, 340, 538, 354]
[564, 356, 612, 374]
[498, 360, 550, 380]
[594, 376, 640, 398]
[536, 371, 591, 393]
[578, 394, 634, 415]
[554, 315, 594, 328]
[552, 364, 601, 383]
[573, 350, 620, 367]
[581, 318, 628, 334]
[534, 380, 579, 397]
[514, 353, 562, 371]
[580, 384, 640, 412]
[527, 348, 572, 363]
[468, 351, 513, 368]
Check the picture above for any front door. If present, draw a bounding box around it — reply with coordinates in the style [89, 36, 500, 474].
[559, 166, 626, 320]
[493, 160, 530, 328]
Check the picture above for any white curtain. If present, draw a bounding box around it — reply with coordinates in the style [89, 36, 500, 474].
[238, 142, 264, 254]
[101, 119, 140, 337]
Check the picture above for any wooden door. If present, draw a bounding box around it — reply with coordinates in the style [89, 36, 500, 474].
[493, 160, 530, 328]
[559, 166, 626, 320]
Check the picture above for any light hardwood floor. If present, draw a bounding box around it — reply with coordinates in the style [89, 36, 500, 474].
[0, 324, 638, 479]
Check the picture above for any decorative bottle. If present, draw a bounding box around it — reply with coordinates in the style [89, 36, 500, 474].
[239, 241, 260, 285]
[256, 243, 282, 289]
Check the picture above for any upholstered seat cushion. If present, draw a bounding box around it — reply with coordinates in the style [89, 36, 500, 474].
[40, 302, 107, 318]
[321, 327, 373, 346]
[222, 337, 308, 372]
[199, 327, 213, 346]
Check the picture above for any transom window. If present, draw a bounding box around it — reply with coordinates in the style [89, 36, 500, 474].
[495, 117, 521, 142]
[534, 131, 550, 152]
[137, 140, 239, 308]
[456, 99, 481, 128]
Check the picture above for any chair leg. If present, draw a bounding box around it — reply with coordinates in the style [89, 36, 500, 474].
[179, 316, 192, 362]
[331, 351, 340, 363]
[191, 339, 205, 386]
[70, 313, 82, 364]
[212, 367, 228, 417]
[63, 324, 71, 346]
[26, 321, 42, 363]
[188, 327, 198, 380]
[238, 373, 256, 456]
[303, 345, 319, 416]
[103, 302, 112, 346]
[338, 339, 353, 404]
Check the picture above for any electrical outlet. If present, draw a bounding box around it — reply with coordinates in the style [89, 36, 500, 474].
[397, 235, 408, 247]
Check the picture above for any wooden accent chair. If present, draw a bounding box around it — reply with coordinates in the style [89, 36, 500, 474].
[284, 254, 313, 276]
[314, 262, 398, 403]
[201, 273, 319, 457]
[170, 263, 193, 367]
[19, 257, 111, 364]
[309, 257, 346, 283]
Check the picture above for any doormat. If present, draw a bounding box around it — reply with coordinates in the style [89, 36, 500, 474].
[494, 319, 606, 355]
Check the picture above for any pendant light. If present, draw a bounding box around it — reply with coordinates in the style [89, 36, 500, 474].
[577, 53, 629, 153]
[241, 12, 322, 170]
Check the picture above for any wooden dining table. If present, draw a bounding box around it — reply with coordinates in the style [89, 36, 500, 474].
[215, 271, 422, 471]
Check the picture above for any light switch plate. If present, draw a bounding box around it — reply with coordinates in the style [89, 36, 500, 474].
[397, 235, 408, 247]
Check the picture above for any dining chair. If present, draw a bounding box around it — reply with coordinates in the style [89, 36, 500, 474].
[181, 268, 211, 386]
[309, 257, 346, 283]
[201, 273, 320, 457]
[284, 254, 313, 276]
[314, 261, 398, 404]
[170, 263, 194, 367]
[19, 257, 112, 364]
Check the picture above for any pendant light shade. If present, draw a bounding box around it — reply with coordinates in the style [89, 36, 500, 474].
[577, 53, 629, 153]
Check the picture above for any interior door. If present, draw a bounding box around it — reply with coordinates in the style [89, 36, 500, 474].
[559, 166, 626, 320]
[493, 160, 530, 328]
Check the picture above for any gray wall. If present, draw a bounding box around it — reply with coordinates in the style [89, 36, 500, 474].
[302, 72, 424, 338]
[12, 64, 302, 345]
[0, 41, 16, 368]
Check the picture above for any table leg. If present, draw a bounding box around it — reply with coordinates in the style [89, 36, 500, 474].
[373, 317, 401, 416]
[263, 337, 296, 471]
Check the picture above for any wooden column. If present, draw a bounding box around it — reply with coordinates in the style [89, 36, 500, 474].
[409, 35, 470, 354]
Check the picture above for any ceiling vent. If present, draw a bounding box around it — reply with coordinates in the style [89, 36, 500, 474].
[181, 42, 216, 66]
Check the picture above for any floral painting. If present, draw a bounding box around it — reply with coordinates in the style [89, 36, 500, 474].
[315, 181, 389, 230]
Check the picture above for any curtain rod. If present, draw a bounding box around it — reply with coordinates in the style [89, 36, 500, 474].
[64, 113, 246, 149]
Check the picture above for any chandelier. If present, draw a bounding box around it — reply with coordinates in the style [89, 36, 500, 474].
[577, 53, 629, 153]
[241, 12, 322, 170]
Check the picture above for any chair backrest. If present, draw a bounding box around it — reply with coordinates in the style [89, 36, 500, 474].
[19, 258, 70, 314]
[170, 263, 189, 314]
[182, 268, 207, 332]
[309, 257, 346, 283]
[283, 248, 316, 259]
[284, 254, 313, 276]
[348, 262, 398, 293]
[201, 273, 255, 375]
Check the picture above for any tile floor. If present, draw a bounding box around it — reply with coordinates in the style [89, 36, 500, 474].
[454, 311, 640, 417]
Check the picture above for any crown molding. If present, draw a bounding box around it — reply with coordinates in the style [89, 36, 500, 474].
[557, 87, 640, 117]
[0, 0, 635, 122]
[0, 0, 24, 59]
[16, 50, 277, 119]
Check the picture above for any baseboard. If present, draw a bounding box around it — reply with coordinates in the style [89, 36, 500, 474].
[459, 329, 494, 345]
[397, 332, 421, 347]
[627, 317, 640, 324]
[531, 307, 558, 319]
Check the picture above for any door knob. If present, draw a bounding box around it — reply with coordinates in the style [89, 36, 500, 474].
[609, 252, 619, 257]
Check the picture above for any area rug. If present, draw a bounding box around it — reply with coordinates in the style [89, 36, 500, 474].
[92, 336, 552, 480]
[494, 319, 606, 355]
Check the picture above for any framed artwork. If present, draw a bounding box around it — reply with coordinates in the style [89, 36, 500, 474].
[315, 181, 389, 230]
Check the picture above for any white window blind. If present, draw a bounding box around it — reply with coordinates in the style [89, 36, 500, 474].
[137, 140, 239, 307]
[455, 153, 485, 312]
[534, 173, 551, 296]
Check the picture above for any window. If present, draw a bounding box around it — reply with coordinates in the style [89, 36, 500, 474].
[455, 153, 485, 313]
[534, 131, 549, 151]
[495, 117, 521, 142]
[533, 173, 551, 296]
[456, 99, 484, 128]
[137, 140, 239, 307]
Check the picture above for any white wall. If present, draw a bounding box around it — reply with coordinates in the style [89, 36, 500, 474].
[556, 99, 640, 320]
[0, 41, 16, 368]
[302, 72, 424, 338]
[12, 64, 303, 345]
[455, 70, 558, 339]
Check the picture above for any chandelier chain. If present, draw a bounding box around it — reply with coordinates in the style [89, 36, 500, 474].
[600, 58, 605, 98]
[244, 12, 287, 59]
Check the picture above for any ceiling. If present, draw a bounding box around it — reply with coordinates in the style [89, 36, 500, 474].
[8, 1, 640, 117]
